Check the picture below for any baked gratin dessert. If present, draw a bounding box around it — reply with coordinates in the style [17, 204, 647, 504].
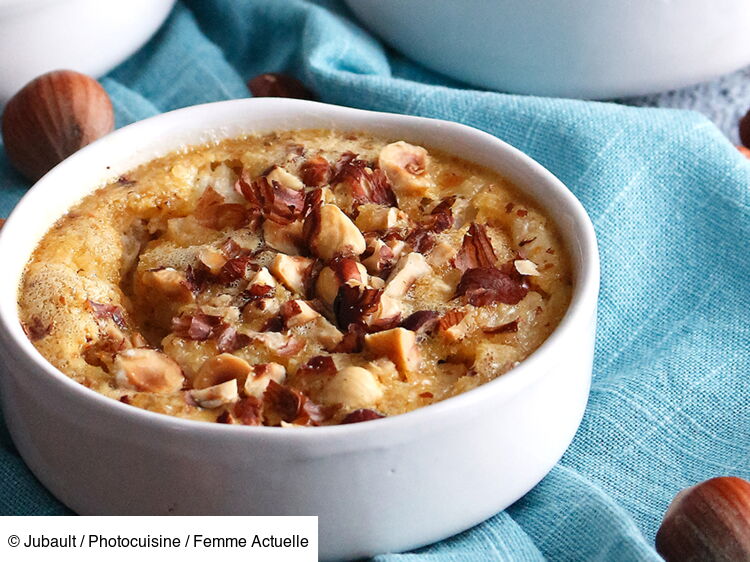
[18, 130, 572, 426]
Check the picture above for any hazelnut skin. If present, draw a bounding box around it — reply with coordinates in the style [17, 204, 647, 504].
[247, 73, 314, 100]
[656, 476, 750, 562]
[2, 70, 114, 182]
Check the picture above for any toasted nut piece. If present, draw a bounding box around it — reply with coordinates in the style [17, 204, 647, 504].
[402, 310, 440, 336]
[439, 309, 469, 342]
[388, 239, 407, 258]
[368, 294, 401, 327]
[114, 349, 184, 393]
[318, 186, 337, 204]
[269, 254, 314, 295]
[300, 155, 332, 187]
[315, 267, 340, 307]
[427, 240, 457, 268]
[130, 332, 149, 348]
[312, 317, 345, 350]
[266, 165, 305, 191]
[141, 267, 194, 303]
[364, 327, 420, 375]
[191, 379, 238, 409]
[362, 239, 391, 275]
[283, 300, 320, 328]
[355, 204, 406, 232]
[243, 297, 279, 320]
[384, 252, 431, 299]
[305, 204, 366, 260]
[315, 262, 368, 307]
[378, 141, 433, 197]
[248, 266, 276, 288]
[197, 247, 227, 275]
[306, 186, 336, 206]
[443, 324, 467, 342]
[431, 195, 471, 228]
[244, 362, 286, 399]
[263, 219, 304, 255]
[321, 366, 383, 409]
[246, 331, 305, 357]
[194, 353, 253, 389]
[514, 259, 540, 276]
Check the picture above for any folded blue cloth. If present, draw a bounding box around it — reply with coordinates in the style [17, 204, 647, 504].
[1, 1, 748, 560]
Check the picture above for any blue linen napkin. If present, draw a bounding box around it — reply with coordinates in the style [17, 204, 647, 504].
[1, 1, 749, 560]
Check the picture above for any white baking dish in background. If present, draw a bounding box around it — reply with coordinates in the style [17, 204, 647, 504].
[346, 0, 750, 99]
[0, 98, 599, 560]
[0, 0, 175, 105]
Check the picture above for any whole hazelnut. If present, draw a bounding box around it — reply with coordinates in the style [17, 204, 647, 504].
[247, 73, 314, 100]
[656, 476, 750, 561]
[740, 110, 750, 149]
[2, 70, 114, 182]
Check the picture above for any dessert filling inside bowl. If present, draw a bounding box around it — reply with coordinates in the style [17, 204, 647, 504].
[18, 129, 571, 426]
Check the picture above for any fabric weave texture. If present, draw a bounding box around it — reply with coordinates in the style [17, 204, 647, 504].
[1, 2, 749, 561]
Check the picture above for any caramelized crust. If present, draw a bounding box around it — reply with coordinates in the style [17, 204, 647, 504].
[18, 130, 572, 426]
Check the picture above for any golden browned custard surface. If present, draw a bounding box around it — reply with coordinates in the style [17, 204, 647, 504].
[18, 130, 572, 426]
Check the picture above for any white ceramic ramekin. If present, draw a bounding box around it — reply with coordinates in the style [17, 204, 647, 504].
[0, 0, 175, 105]
[0, 99, 599, 560]
[345, 0, 750, 99]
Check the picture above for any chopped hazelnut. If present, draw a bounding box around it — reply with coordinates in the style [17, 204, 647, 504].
[514, 259, 540, 276]
[141, 267, 193, 303]
[269, 254, 314, 295]
[312, 317, 345, 350]
[383, 252, 431, 299]
[368, 294, 402, 328]
[197, 247, 227, 275]
[114, 349, 184, 394]
[193, 353, 253, 389]
[243, 297, 279, 320]
[364, 327, 420, 376]
[305, 204, 366, 260]
[191, 379, 239, 409]
[263, 218, 304, 255]
[355, 204, 405, 232]
[248, 266, 276, 289]
[439, 309, 469, 342]
[321, 366, 383, 409]
[266, 165, 305, 191]
[247, 331, 306, 356]
[311, 186, 336, 205]
[282, 299, 320, 328]
[315, 262, 368, 307]
[402, 310, 440, 336]
[300, 155, 332, 187]
[387, 239, 408, 260]
[427, 240, 457, 268]
[244, 362, 286, 399]
[378, 141, 433, 197]
[361, 238, 399, 276]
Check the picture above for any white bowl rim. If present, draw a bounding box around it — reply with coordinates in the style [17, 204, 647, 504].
[0, 98, 600, 441]
[0, 0, 74, 12]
